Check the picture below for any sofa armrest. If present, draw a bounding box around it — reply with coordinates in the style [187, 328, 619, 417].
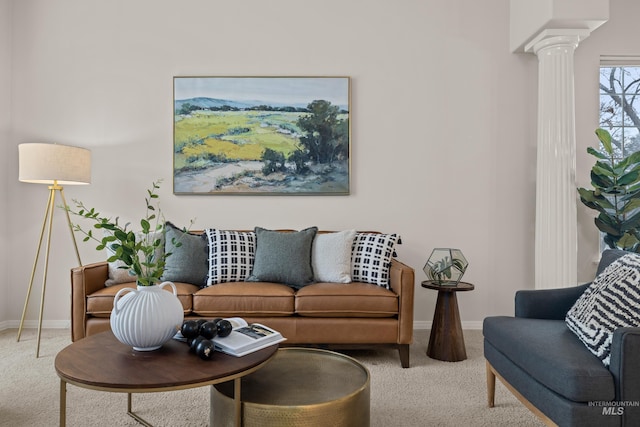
[609, 327, 640, 423]
[389, 258, 415, 345]
[514, 283, 590, 320]
[70, 262, 109, 342]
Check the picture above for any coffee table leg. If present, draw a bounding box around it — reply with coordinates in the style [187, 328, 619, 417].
[59, 379, 66, 426]
[127, 393, 153, 427]
[209, 385, 214, 427]
[234, 378, 242, 427]
[210, 381, 242, 427]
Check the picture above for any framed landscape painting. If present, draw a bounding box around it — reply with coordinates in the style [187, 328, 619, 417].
[173, 76, 350, 195]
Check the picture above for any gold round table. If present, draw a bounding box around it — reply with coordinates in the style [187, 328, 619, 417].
[212, 347, 370, 427]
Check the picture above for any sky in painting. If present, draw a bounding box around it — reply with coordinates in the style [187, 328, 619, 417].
[174, 77, 349, 107]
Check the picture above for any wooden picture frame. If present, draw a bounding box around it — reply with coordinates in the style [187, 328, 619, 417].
[173, 76, 350, 195]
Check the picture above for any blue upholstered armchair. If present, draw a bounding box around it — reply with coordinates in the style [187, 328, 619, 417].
[483, 250, 640, 427]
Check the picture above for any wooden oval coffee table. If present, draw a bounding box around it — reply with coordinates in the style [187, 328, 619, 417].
[55, 331, 278, 427]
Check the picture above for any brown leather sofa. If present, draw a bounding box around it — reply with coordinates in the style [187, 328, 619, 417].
[70, 233, 415, 367]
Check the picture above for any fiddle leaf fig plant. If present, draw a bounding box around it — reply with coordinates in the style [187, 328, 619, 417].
[578, 128, 640, 252]
[67, 180, 188, 286]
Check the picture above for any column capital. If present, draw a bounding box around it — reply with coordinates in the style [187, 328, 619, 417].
[509, 0, 608, 53]
[524, 29, 590, 54]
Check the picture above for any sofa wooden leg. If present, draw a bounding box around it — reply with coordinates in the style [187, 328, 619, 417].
[486, 360, 496, 408]
[398, 344, 410, 368]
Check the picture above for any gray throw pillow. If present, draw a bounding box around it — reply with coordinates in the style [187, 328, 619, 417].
[161, 222, 208, 286]
[247, 226, 318, 289]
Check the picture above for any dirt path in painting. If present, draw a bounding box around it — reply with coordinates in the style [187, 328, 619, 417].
[174, 161, 263, 193]
[174, 160, 349, 194]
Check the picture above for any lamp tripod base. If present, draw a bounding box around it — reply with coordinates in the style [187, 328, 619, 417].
[16, 183, 81, 357]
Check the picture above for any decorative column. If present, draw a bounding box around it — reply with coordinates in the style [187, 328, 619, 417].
[527, 32, 586, 289]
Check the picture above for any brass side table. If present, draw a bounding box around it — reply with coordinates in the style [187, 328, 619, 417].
[212, 347, 370, 427]
[421, 280, 474, 362]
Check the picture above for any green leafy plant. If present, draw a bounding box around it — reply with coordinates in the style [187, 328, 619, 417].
[578, 128, 640, 252]
[68, 180, 188, 286]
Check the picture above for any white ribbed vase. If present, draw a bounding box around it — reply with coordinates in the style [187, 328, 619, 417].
[110, 281, 184, 351]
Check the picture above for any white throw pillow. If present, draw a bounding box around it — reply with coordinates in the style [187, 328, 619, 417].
[565, 252, 640, 366]
[312, 230, 357, 283]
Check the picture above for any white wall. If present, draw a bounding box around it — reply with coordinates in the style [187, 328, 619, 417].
[5, 0, 633, 330]
[0, 0, 12, 326]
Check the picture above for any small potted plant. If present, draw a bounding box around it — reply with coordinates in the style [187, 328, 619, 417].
[67, 180, 185, 351]
[423, 248, 468, 285]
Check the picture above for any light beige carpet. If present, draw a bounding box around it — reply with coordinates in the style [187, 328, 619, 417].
[0, 328, 543, 427]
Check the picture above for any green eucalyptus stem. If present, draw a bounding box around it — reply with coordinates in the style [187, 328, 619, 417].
[66, 179, 188, 286]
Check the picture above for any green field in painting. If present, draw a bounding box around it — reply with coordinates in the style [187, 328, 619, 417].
[174, 111, 305, 171]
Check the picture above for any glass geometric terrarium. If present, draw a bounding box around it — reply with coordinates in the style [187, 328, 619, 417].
[423, 248, 468, 285]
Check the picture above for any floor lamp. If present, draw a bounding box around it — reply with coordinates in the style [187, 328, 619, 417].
[16, 143, 91, 357]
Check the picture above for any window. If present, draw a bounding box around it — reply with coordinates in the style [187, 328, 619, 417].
[597, 60, 640, 251]
[599, 63, 640, 158]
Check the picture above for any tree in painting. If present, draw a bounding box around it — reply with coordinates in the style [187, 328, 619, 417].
[297, 100, 349, 165]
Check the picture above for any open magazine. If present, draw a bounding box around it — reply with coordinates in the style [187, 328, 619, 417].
[174, 317, 285, 357]
[213, 318, 286, 357]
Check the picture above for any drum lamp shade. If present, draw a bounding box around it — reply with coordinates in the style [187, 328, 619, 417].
[19, 143, 91, 185]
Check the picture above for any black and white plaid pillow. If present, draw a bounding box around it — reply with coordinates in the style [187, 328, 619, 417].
[351, 233, 399, 289]
[205, 229, 256, 286]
